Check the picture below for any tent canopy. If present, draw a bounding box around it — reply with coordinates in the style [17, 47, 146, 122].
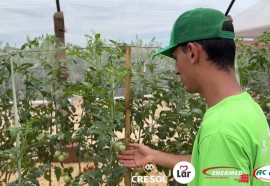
[0, 0, 269, 47]
[234, 0, 270, 38]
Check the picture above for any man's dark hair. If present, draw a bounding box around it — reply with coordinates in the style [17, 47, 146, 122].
[179, 21, 235, 71]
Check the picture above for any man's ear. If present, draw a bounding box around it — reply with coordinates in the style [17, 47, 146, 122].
[187, 42, 199, 64]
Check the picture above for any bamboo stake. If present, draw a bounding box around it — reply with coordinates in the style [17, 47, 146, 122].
[124, 46, 131, 186]
[10, 55, 21, 185]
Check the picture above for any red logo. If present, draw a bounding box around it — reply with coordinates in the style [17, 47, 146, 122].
[253, 165, 270, 182]
[180, 165, 188, 171]
[236, 174, 249, 183]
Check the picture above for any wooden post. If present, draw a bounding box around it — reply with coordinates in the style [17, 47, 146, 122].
[53, 11, 68, 81]
[51, 6, 67, 186]
[124, 46, 131, 186]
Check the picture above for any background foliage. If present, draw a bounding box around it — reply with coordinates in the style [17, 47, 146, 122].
[237, 32, 270, 126]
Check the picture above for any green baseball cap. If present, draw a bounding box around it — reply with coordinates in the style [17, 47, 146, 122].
[154, 8, 235, 58]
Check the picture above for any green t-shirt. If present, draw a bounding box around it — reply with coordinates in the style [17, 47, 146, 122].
[188, 92, 270, 186]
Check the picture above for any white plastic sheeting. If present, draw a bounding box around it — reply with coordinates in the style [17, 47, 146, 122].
[234, 0, 270, 37]
[0, 0, 268, 46]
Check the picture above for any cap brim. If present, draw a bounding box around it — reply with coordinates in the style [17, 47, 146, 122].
[153, 44, 177, 58]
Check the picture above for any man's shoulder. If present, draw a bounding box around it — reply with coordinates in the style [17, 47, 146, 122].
[203, 94, 266, 129]
[222, 94, 263, 117]
[198, 95, 268, 151]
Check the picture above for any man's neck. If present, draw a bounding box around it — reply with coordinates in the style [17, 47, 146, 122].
[200, 69, 243, 108]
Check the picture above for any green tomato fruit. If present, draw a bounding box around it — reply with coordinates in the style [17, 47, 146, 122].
[118, 145, 126, 152]
[134, 167, 144, 174]
[183, 128, 189, 133]
[266, 103, 270, 109]
[176, 126, 182, 133]
[114, 142, 124, 151]
[54, 150, 61, 157]
[62, 152, 69, 159]
[68, 166, 74, 173]
[63, 175, 71, 183]
[58, 155, 65, 162]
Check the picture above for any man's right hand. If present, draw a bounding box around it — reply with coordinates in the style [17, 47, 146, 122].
[118, 143, 154, 168]
[118, 143, 191, 170]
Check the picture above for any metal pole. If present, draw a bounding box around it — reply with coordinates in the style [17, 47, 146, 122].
[56, 0, 60, 12]
[225, 0, 235, 16]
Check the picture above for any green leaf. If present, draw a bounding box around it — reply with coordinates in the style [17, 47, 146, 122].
[54, 166, 62, 182]
[36, 133, 45, 140]
[88, 180, 99, 186]
[9, 127, 19, 141]
[7, 181, 17, 186]
[21, 43, 28, 50]
[146, 64, 155, 74]
[44, 170, 51, 181]
[111, 166, 127, 177]
[86, 156, 107, 164]
[95, 34, 101, 40]
[109, 40, 117, 45]
[84, 169, 102, 177]
[57, 132, 65, 140]
[19, 63, 34, 70]
[191, 108, 203, 116]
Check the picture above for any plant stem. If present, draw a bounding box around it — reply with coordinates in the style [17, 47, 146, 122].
[10, 54, 22, 185]
[78, 100, 85, 175]
[108, 73, 115, 184]
[78, 143, 81, 174]
[48, 110, 53, 186]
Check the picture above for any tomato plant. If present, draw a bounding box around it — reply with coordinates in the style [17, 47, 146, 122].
[237, 32, 270, 127]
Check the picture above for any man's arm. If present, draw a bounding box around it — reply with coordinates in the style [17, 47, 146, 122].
[151, 149, 191, 169]
[118, 143, 191, 169]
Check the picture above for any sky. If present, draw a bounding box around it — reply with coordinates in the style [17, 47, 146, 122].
[0, 0, 265, 48]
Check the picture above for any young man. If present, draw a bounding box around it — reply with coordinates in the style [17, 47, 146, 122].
[119, 8, 270, 185]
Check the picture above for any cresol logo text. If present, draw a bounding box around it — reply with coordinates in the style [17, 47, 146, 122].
[131, 161, 167, 184]
[253, 165, 270, 182]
